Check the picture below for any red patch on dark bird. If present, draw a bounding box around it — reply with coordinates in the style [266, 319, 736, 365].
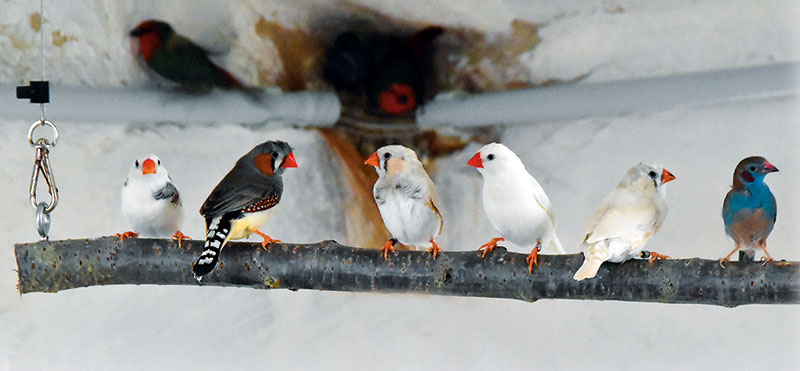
[130, 21, 164, 62]
[253, 154, 274, 177]
[378, 83, 416, 115]
[214, 65, 244, 89]
[243, 194, 280, 213]
[740, 170, 755, 183]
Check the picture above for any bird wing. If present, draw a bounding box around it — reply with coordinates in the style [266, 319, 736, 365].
[528, 176, 556, 226]
[584, 192, 659, 244]
[153, 180, 181, 206]
[201, 166, 281, 217]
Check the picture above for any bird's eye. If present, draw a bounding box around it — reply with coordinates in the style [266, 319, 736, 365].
[487, 154, 495, 160]
[648, 171, 657, 178]
[384, 152, 391, 159]
[157, 160, 161, 165]
[749, 166, 756, 171]
[272, 151, 279, 158]
[135, 160, 139, 167]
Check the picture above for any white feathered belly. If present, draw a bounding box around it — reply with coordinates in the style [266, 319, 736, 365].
[377, 192, 439, 248]
[585, 237, 649, 263]
[122, 186, 181, 237]
[483, 189, 553, 249]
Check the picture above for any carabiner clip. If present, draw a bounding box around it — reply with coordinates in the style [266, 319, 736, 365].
[28, 120, 58, 213]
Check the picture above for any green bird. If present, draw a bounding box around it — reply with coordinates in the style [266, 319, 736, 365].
[130, 20, 258, 99]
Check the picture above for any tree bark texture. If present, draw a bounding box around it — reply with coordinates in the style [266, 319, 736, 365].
[14, 237, 799, 307]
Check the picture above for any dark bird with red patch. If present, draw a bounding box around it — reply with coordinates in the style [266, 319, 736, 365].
[129, 19, 260, 100]
[323, 25, 443, 116]
[193, 140, 297, 279]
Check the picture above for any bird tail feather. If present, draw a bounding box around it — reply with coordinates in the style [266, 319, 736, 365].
[573, 258, 603, 281]
[193, 215, 232, 278]
[573, 241, 608, 281]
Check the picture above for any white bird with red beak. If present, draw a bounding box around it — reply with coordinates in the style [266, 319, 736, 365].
[117, 154, 189, 246]
[468, 143, 564, 274]
[573, 163, 676, 281]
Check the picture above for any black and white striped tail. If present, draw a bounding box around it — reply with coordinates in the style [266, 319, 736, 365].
[193, 215, 233, 277]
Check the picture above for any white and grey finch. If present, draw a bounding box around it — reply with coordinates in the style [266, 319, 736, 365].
[192, 141, 297, 278]
[573, 163, 675, 281]
[366, 145, 443, 260]
[468, 143, 565, 274]
[118, 154, 189, 245]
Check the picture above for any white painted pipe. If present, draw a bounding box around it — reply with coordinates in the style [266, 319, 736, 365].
[416, 63, 799, 127]
[3, 85, 341, 126]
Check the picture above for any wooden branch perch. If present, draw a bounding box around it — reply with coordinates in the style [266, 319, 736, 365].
[14, 237, 799, 307]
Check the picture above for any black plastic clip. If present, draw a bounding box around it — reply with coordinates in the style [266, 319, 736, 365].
[17, 81, 50, 104]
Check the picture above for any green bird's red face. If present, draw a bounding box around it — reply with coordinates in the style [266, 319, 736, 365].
[378, 83, 416, 115]
[129, 20, 173, 61]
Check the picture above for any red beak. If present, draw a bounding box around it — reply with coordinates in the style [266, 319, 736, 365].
[661, 168, 676, 184]
[365, 152, 380, 167]
[762, 161, 779, 173]
[281, 152, 298, 168]
[142, 159, 156, 175]
[467, 152, 483, 168]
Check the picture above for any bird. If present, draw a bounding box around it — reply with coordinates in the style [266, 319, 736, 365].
[129, 19, 259, 99]
[365, 145, 443, 260]
[573, 163, 675, 281]
[719, 156, 779, 266]
[117, 154, 189, 247]
[467, 143, 565, 274]
[192, 141, 297, 278]
[323, 26, 443, 115]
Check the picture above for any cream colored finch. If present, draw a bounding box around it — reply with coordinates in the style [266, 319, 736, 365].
[467, 143, 565, 274]
[365, 145, 443, 260]
[573, 163, 675, 281]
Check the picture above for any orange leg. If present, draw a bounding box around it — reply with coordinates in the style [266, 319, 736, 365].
[718, 243, 741, 268]
[115, 231, 138, 243]
[478, 237, 505, 258]
[759, 240, 774, 265]
[380, 238, 398, 260]
[171, 231, 191, 249]
[427, 239, 442, 260]
[641, 250, 670, 264]
[525, 241, 542, 275]
[253, 230, 281, 249]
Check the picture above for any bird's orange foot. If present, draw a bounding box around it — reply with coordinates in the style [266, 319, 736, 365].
[171, 231, 191, 248]
[760, 256, 775, 266]
[115, 231, 138, 243]
[478, 237, 505, 258]
[380, 239, 398, 261]
[427, 239, 442, 260]
[641, 250, 670, 264]
[253, 230, 281, 249]
[717, 257, 730, 269]
[525, 241, 542, 275]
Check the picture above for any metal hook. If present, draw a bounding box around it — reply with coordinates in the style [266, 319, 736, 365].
[28, 120, 58, 214]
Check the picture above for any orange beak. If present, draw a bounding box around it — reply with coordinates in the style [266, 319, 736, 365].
[365, 152, 380, 167]
[281, 152, 298, 168]
[661, 168, 676, 184]
[467, 152, 483, 168]
[142, 159, 156, 175]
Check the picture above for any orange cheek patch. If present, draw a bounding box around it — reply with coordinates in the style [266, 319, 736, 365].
[386, 158, 407, 174]
[254, 154, 274, 176]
